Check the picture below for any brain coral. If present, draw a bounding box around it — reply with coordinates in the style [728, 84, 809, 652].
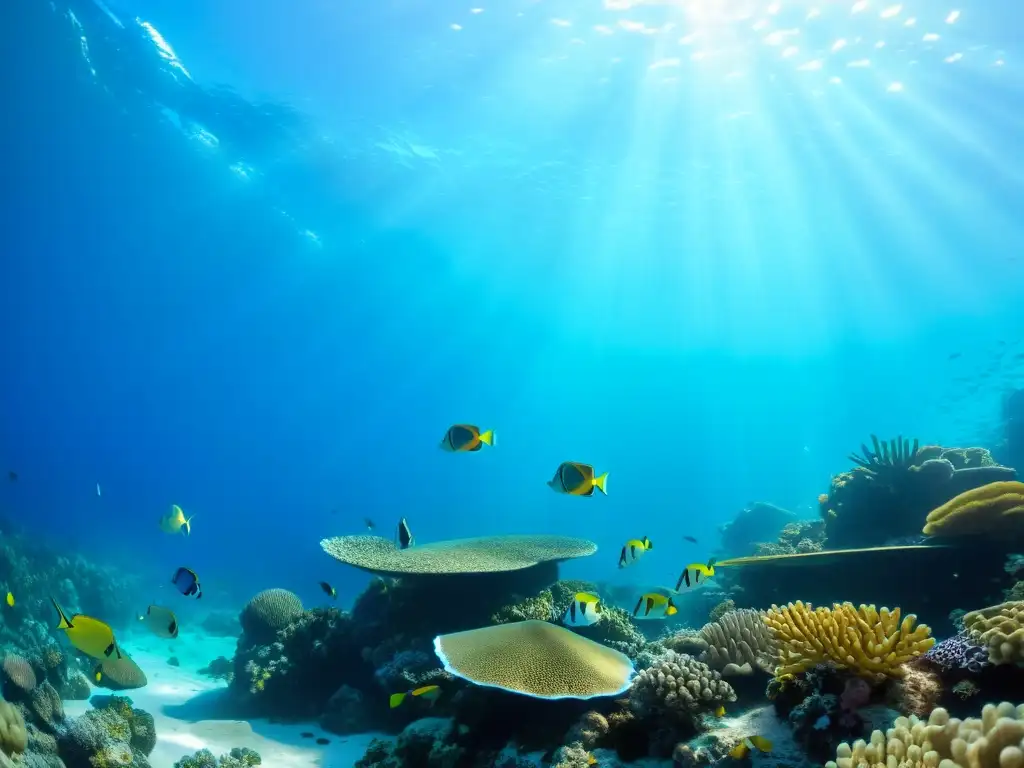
[433, 619, 635, 699]
[963, 600, 1024, 665]
[2, 654, 37, 693]
[826, 702, 1024, 768]
[240, 589, 304, 640]
[629, 650, 736, 721]
[320, 534, 597, 575]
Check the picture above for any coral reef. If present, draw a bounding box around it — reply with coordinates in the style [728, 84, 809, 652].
[56, 695, 157, 768]
[963, 600, 1024, 664]
[921, 632, 990, 673]
[628, 650, 735, 727]
[355, 718, 466, 768]
[825, 702, 1024, 768]
[173, 747, 261, 767]
[923, 481, 1024, 537]
[689, 609, 777, 676]
[764, 601, 934, 680]
[821, 438, 1015, 548]
[239, 589, 304, 643]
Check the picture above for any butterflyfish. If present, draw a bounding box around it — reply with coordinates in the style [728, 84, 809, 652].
[51, 597, 121, 660]
[562, 592, 603, 627]
[159, 504, 195, 536]
[715, 705, 726, 717]
[94, 654, 148, 690]
[171, 567, 202, 598]
[389, 684, 442, 708]
[396, 518, 414, 550]
[440, 424, 495, 452]
[547, 462, 608, 496]
[676, 560, 716, 590]
[138, 605, 178, 639]
[5, 592, 13, 607]
[319, 581, 337, 599]
[631, 592, 678, 620]
[618, 537, 652, 568]
[728, 735, 773, 759]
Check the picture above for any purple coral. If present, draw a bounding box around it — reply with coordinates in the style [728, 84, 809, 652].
[923, 633, 989, 673]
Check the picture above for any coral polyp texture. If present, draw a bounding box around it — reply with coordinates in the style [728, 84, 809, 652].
[239, 588, 304, 641]
[433, 619, 635, 699]
[763, 601, 934, 680]
[696, 608, 778, 675]
[922, 481, 1024, 537]
[628, 650, 736, 721]
[320, 534, 597, 574]
[826, 702, 1024, 768]
[963, 601, 1024, 665]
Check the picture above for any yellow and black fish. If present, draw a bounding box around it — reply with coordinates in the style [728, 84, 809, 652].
[676, 560, 716, 590]
[319, 581, 337, 599]
[728, 735, 773, 759]
[396, 518, 414, 550]
[138, 605, 178, 639]
[171, 567, 202, 598]
[562, 592, 603, 627]
[632, 592, 678, 620]
[548, 462, 608, 496]
[51, 597, 121, 660]
[94, 654, 148, 690]
[440, 424, 495, 452]
[390, 684, 441, 708]
[618, 537, 652, 568]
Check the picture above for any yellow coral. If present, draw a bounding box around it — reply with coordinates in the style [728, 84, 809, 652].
[763, 601, 934, 680]
[826, 703, 1024, 768]
[922, 481, 1024, 537]
[963, 600, 1024, 665]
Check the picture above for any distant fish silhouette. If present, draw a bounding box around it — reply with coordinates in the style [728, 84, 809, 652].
[7, 471, 15, 483]
[683, 536, 698, 544]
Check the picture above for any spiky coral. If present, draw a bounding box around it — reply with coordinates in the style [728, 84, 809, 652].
[764, 601, 934, 681]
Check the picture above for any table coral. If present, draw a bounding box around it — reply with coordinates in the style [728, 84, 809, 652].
[963, 600, 1024, 665]
[764, 601, 934, 681]
[628, 650, 736, 722]
[826, 702, 1024, 768]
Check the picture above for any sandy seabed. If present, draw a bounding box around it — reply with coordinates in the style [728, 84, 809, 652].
[64, 629, 387, 768]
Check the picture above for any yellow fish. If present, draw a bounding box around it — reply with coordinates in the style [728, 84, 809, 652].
[618, 537, 652, 568]
[547, 462, 608, 497]
[5, 592, 13, 608]
[440, 424, 495, 452]
[715, 705, 726, 717]
[632, 592, 678, 620]
[676, 560, 715, 590]
[159, 504, 195, 536]
[51, 597, 121, 660]
[389, 684, 441, 708]
[728, 735, 773, 759]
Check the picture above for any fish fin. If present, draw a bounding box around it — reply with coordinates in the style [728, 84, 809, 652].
[51, 597, 72, 630]
[618, 548, 627, 568]
[478, 429, 494, 446]
[389, 693, 406, 708]
[728, 743, 749, 760]
[196, 589, 203, 599]
[666, 598, 678, 616]
[593, 472, 608, 495]
[749, 736, 773, 752]
[632, 596, 642, 617]
[183, 516, 195, 536]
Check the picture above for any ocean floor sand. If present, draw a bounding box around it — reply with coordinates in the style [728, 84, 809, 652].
[65, 629, 386, 768]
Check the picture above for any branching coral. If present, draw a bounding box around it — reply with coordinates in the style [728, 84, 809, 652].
[923, 481, 1024, 537]
[763, 601, 934, 680]
[628, 650, 735, 722]
[826, 702, 1024, 768]
[963, 600, 1024, 665]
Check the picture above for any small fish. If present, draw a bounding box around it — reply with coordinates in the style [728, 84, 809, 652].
[171, 567, 202, 599]
[562, 592, 603, 627]
[715, 705, 726, 717]
[300, 732, 314, 739]
[7, 471, 16, 482]
[676, 560, 716, 590]
[632, 592, 678, 620]
[159, 504, 195, 536]
[364, 517, 375, 531]
[138, 605, 178, 639]
[316, 738, 330, 746]
[51, 597, 121, 660]
[96, 483, 102, 497]
[390, 684, 442, 708]
[587, 756, 597, 766]
[548, 462, 608, 496]
[728, 735, 773, 759]
[683, 536, 698, 544]
[319, 581, 337, 599]
[396, 518, 414, 550]
[440, 424, 495, 452]
[5, 592, 13, 608]
[618, 537, 652, 568]
[94, 654, 147, 690]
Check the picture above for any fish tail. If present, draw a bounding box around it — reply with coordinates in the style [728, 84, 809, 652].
[728, 743, 750, 760]
[183, 515, 195, 536]
[479, 429, 495, 447]
[750, 736, 773, 752]
[593, 472, 609, 495]
[51, 597, 71, 630]
[389, 693, 406, 708]
[666, 598, 678, 616]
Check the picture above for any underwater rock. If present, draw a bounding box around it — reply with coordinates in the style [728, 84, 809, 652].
[719, 503, 796, 557]
[198, 657, 233, 683]
[355, 718, 465, 768]
[319, 685, 373, 735]
[56, 696, 156, 768]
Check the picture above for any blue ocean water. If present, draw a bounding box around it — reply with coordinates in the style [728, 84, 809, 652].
[1, 0, 1023, 622]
